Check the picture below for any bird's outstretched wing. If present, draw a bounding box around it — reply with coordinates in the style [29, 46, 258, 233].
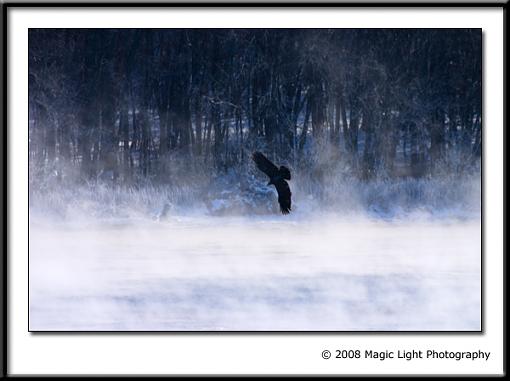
[252, 151, 279, 179]
[275, 179, 292, 214]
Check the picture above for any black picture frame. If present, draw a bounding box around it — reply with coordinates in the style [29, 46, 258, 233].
[1, 0, 506, 377]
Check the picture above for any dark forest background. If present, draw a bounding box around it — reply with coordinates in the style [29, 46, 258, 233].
[29, 29, 481, 194]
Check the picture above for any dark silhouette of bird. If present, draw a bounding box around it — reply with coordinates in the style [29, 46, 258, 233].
[252, 151, 292, 214]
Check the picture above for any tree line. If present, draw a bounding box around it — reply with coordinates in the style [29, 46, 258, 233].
[29, 28, 481, 184]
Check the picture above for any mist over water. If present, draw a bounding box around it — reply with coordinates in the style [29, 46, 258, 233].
[29, 176, 481, 331]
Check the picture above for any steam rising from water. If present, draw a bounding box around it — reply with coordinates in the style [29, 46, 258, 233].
[30, 215, 480, 331]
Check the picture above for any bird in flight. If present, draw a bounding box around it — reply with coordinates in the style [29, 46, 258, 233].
[252, 151, 292, 214]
